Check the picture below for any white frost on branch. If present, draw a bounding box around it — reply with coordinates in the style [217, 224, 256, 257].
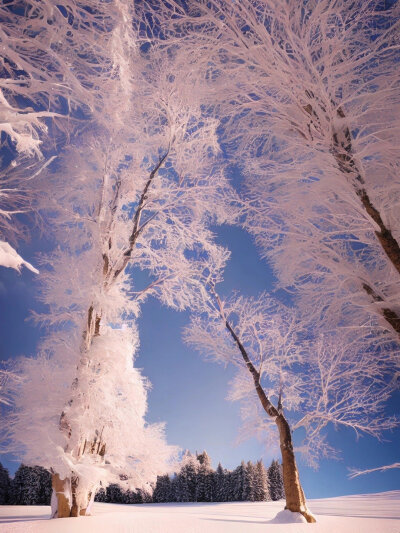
[0, 240, 38, 273]
[2, 2, 239, 510]
[348, 463, 400, 479]
[4, 328, 177, 489]
[185, 291, 399, 467]
[178, 0, 400, 346]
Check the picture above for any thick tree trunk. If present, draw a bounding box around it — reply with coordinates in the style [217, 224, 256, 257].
[51, 474, 71, 518]
[276, 415, 316, 523]
[50, 153, 170, 517]
[51, 474, 93, 518]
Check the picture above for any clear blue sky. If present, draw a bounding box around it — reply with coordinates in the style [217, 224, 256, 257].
[0, 224, 399, 499]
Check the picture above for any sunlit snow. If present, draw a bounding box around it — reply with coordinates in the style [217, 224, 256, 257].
[0, 491, 399, 532]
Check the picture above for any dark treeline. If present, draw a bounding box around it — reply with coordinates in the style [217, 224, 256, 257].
[96, 452, 284, 504]
[151, 452, 284, 504]
[0, 463, 51, 505]
[0, 453, 284, 505]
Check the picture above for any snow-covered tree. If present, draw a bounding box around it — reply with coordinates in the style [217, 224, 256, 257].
[230, 461, 245, 502]
[178, 452, 200, 502]
[185, 283, 398, 520]
[173, 0, 400, 519]
[242, 461, 255, 502]
[1, 1, 239, 517]
[268, 460, 285, 502]
[254, 460, 270, 502]
[173, 471, 190, 503]
[153, 474, 172, 503]
[0, 0, 131, 271]
[214, 462, 226, 502]
[94, 486, 107, 503]
[0, 462, 11, 504]
[196, 451, 214, 502]
[181, 0, 400, 346]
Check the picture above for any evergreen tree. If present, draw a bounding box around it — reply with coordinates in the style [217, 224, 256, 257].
[0, 463, 11, 504]
[106, 483, 125, 503]
[170, 476, 178, 502]
[196, 451, 213, 502]
[268, 460, 285, 501]
[242, 461, 255, 501]
[232, 462, 246, 501]
[176, 473, 190, 502]
[10, 465, 51, 505]
[139, 488, 153, 504]
[37, 467, 52, 505]
[153, 475, 172, 503]
[95, 487, 107, 502]
[204, 471, 215, 503]
[179, 452, 199, 501]
[254, 460, 270, 502]
[214, 463, 226, 502]
[225, 470, 235, 502]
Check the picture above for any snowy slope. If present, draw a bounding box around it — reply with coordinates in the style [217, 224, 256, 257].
[0, 491, 399, 532]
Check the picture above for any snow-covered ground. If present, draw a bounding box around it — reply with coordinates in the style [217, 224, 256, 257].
[0, 491, 399, 532]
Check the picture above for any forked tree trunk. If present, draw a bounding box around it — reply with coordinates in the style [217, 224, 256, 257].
[51, 473, 94, 518]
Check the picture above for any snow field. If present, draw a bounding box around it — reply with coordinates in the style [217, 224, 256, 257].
[0, 491, 399, 532]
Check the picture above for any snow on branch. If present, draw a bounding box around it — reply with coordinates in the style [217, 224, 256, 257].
[348, 463, 400, 479]
[0, 240, 38, 273]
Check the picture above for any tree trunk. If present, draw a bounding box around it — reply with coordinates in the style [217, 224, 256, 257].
[275, 415, 316, 523]
[51, 473, 93, 518]
[50, 154, 169, 517]
[51, 474, 71, 518]
[219, 306, 315, 523]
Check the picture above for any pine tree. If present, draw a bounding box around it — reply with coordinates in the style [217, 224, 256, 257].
[196, 451, 213, 502]
[37, 467, 52, 505]
[268, 460, 285, 501]
[170, 476, 178, 502]
[0, 463, 11, 504]
[232, 461, 246, 501]
[106, 483, 125, 504]
[10, 465, 51, 505]
[140, 488, 153, 504]
[225, 470, 235, 502]
[254, 460, 270, 502]
[214, 463, 226, 502]
[242, 461, 256, 501]
[95, 487, 107, 502]
[153, 475, 172, 503]
[204, 471, 215, 503]
[174, 472, 190, 502]
[179, 452, 199, 501]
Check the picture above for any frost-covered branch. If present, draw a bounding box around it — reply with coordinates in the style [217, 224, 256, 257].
[348, 463, 400, 479]
[2, 7, 238, 518]
[178, 0, 400, 345]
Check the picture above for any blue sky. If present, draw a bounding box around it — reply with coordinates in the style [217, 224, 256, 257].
[0, 223, 399, 499]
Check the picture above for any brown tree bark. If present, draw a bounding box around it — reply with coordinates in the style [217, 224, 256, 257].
[51, 474, 94, 517]
[275, 415, 315, 522]
[213, 289, 315, 523]
[51, 474, 71, 518]
[304, 94, 400, 337]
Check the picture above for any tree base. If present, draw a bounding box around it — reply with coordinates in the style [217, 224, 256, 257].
[51, 473, 91, 518]
[285, 505, 316, 523]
